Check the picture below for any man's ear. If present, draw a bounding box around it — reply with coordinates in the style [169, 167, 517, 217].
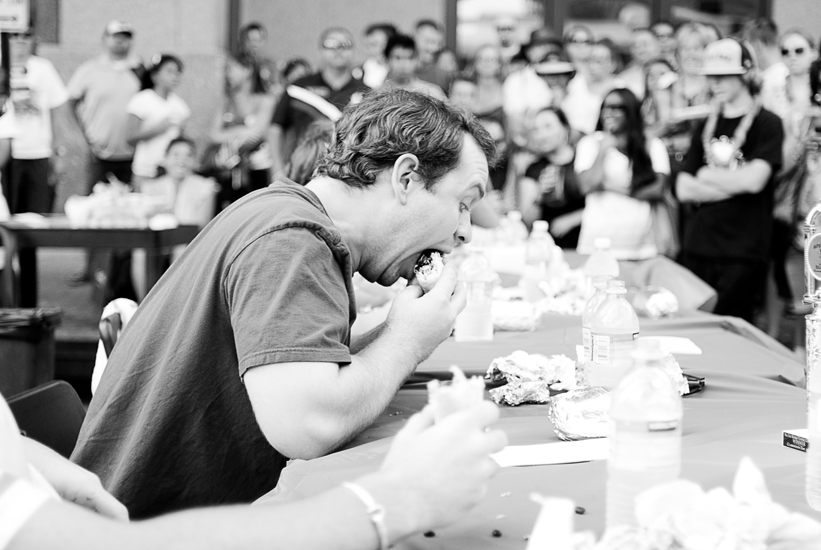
[391, 153, 421, 205]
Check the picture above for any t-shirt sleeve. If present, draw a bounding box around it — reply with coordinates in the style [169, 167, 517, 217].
[0, 103, 17, 140]
[126, 93, 147, 118]
[41, 60, 69, 109]
[649, 137, 671, 174]
[66, 64, 89, 101]
[680, 121, 706, 176]
[574, 135, 600, 173]
[745, 112, 784, 173]
[224, 227, 352, 376]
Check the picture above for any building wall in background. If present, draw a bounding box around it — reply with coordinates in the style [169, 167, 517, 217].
[773, 0, 821, 37]
[35, 0, 227, 210]
[241, 0, 444, 69]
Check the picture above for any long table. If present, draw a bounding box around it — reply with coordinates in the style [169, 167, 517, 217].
[0, 216, 199, 307]
[260, 312, 815, 547]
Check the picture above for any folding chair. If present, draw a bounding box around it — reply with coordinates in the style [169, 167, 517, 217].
[6, 380, 86, 458]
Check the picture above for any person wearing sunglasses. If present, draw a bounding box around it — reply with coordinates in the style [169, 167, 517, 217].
[269, 27, 369, 176]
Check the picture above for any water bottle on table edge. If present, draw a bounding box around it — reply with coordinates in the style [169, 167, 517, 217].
[521, 220, 555, 302]
[589, 280, 639, 388]
[581, 275, 613, 362]
[606, 338, 682, 530]
[454, 247, 496, 342]
[505, 210, 530, 243]
[584, 237, 619, 297]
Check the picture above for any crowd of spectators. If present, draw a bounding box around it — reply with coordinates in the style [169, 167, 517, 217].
[1, 14, 819, 326]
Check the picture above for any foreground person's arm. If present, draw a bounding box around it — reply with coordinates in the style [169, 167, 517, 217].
[9, 403, 507, 550]
[244, 265, 466, 459]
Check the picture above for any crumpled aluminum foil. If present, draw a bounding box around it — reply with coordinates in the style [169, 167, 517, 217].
[491, 300, 541, 332]
[630, 286, 679, 319]
[548, 386, 611, 441]
[486, 350, 576, 406]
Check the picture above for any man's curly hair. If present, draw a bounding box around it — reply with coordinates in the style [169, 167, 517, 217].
[314, 89, 496, 189]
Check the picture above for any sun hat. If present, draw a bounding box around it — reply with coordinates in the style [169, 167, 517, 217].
[534, 60, 575, 76]
[698, 38, 756, 76]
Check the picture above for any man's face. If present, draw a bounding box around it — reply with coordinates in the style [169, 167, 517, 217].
[588, 45, 614, 78]
[9, 32, 33, 64]
[449, 80, 477, 112]
[370, 134, 489, 286]
[104, 32, 132, 57]
[164, 142, 195, 180]
[631, 30, 660, 65]
[415, 25, 443, 63]
[496, 24, 516, 47]
[388, 47, 417, 81]
[320, 31, 354, 70]
[708, 74, 746, 104]
[652, 23, 676, 56]
[365, 30, 389, 60]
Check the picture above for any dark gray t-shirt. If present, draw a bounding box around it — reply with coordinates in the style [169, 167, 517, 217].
[71, 181, 356, 519]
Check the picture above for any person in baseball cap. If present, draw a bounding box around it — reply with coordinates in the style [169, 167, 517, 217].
[104, 19, 134, 37]
[698, 38, 757, 77]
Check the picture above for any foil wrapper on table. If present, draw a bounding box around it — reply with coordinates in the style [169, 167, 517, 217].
[630, 286, 679, 319]
[547, 387, 611, 441]
[485, 351, 576, 406]
[491, 300, 541, 332]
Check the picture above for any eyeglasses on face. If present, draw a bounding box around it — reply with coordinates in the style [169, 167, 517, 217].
[567, 37, 592, 45]
[602, 103, 627, 111]
[782, 47, 806, 56]
[323, 40, 352, 51]
[654, 32, 674, 40]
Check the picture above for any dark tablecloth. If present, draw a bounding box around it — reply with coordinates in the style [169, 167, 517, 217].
[258, 313, 815, 548]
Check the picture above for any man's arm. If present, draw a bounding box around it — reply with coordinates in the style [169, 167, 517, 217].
[675, 171, 733, 203]
[244, 266, 465, 460]
[10, 402, 506, 550]
[694, 159, 772, 195]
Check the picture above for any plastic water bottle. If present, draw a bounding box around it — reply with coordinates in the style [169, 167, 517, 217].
[454, 248, 496, 342]
[584, 237, 619, 296]
[606, 338, 682, 530]
[808, 347, 821, 510]
[521, 220, 555, 302]
[506, 210, 529, 243]
[589, 281, 640, 388]
[582, 275, 613, 362]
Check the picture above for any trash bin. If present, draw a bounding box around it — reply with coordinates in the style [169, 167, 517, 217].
[0, 308, 62, 397]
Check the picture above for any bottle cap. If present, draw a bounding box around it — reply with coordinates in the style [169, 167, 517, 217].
[592, 275, 611, 289]
[507, 210, 523, 221]
[532, 220, 549, 233]
[606, 279, 625, 289]
[605, 286, 626, 295]
[594, 237, 611, 250]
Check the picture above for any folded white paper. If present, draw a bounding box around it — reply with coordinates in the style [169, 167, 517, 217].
[491, 438, 609, 467]
[639, 336, 702, 355]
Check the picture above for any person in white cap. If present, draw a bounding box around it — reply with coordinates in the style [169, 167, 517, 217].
[67, 20, 142, 188]
[676, 38, 784, 323]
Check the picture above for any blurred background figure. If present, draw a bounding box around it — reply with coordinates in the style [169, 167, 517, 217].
[238, 22, 281, 97]
[205, 51, 274, 209]
[361, 22, 397, 88]
[281, 58, 311, 85]
[743, 18, 788, 122]
[414, 19, 451, 91]
[448, 72, 478, 113]
[575, 88, 672, 259]
[619, 27, 661, 98]
[270, 27, 368, 175]
[503, 28, 562, 146]
[383, 34, 446, 99]
[284, 119, 333, 185]
[469, 44, 504, 119]
[651, 20, 678, 70]
[125, 53, 190, 183]
[518, 106, 584, 247]
[6, 27, 69, 215]
[535, 57, 597, 135]
[562, 24, 595, 83]
[586, 39, 621, 103]
[641, 57, 678, 138]
[495, 16, 521, 73]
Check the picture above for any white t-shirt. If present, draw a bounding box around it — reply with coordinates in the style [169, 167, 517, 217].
[502, 66, 553, 117]
[575, 133, 670, 259]
[11, 56, 69, 159]
[127, 89, 191, 178]
[561, 76, 602, 135]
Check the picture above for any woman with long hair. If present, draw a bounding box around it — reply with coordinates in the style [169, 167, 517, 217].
[207, 51, 275, 209]
[575, 88, 673, 258]
[125, 53, 190, 182]
[518, 106, 584, 248]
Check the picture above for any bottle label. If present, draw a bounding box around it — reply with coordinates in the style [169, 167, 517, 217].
[582, 327, 592, 360]
[592, 332, 638, 364]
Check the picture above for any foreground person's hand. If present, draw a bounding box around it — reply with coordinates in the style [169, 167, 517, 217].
[386, 263, 466, 363]
[22, 438, 129, 520]
[355, 401, 508, 543]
